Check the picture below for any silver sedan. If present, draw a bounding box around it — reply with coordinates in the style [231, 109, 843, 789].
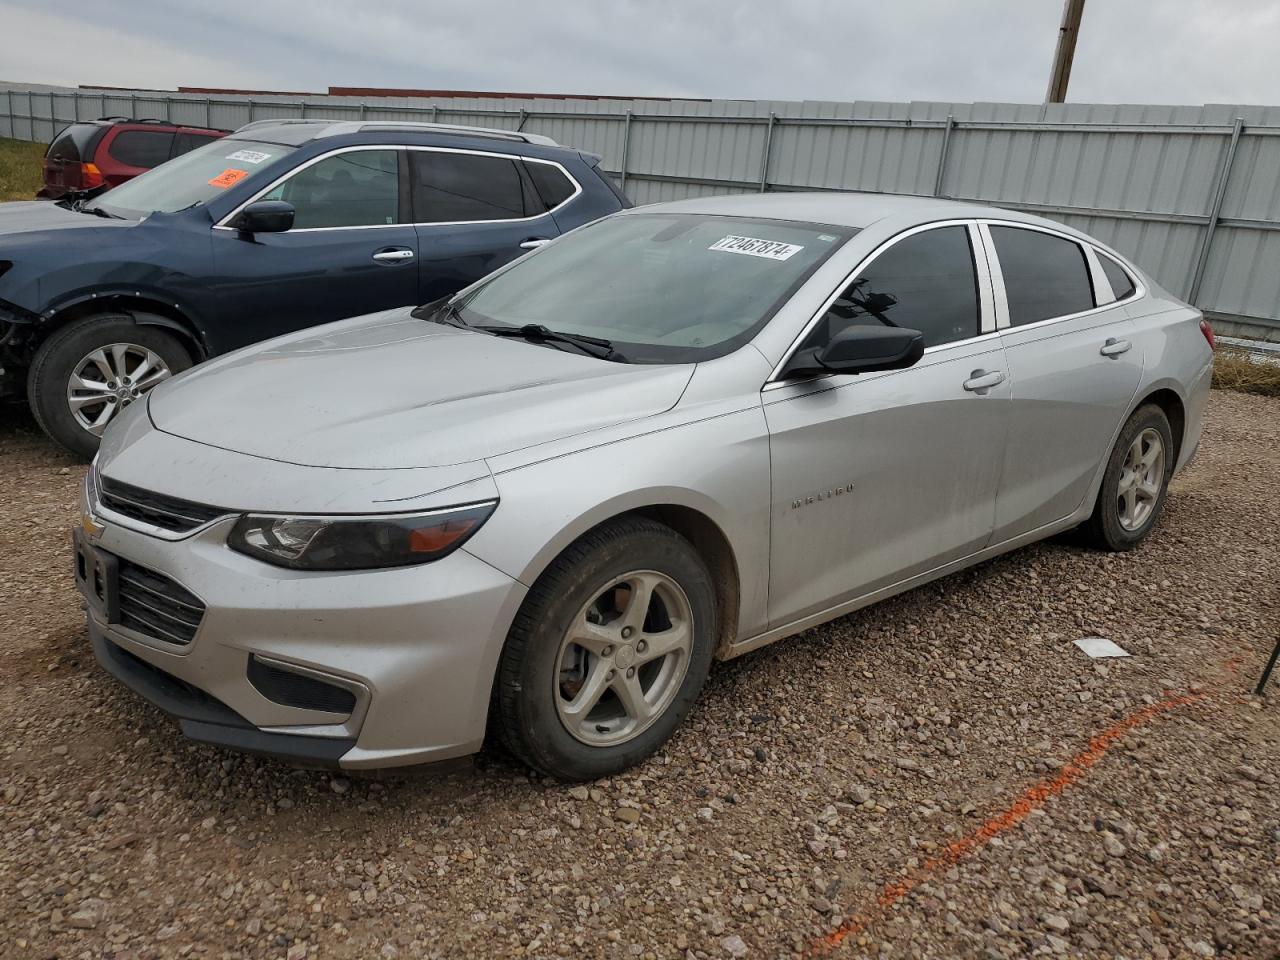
[75, 193, 1214, 780]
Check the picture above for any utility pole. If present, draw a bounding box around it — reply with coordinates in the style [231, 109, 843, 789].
[1045, 0, 1087, 103]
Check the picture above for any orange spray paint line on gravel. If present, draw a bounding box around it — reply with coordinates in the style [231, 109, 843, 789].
[806, 691, 1202, 957]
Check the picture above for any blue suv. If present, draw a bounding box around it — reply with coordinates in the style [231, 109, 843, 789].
[0, 119, 629, 457]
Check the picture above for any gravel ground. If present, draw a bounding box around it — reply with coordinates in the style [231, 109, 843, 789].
[1, 391, 1278, 960]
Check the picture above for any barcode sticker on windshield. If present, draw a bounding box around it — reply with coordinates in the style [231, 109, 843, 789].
[708, 235, 804, 261]
[226, 149, 272, 164]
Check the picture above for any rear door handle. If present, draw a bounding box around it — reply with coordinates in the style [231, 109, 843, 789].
[1100, 337, 1132, 357]
[962, 369, 1005, 393]
[372, 247, 415, 264]
[519, 238, 552, 250]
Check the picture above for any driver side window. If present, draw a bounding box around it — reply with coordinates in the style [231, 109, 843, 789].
[801, 225, 980, 352]
[261, 150, 400, 229]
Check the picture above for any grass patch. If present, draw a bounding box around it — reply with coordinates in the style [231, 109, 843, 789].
[1213, 347, 1280, 397]
[0, 137, 46, 202]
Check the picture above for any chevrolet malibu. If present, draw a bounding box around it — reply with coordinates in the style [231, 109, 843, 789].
[75, 193, 1214, 780]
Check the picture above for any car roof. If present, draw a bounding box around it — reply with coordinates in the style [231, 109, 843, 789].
[635, 191, 1079, 236]
[229, 118, 560, 150]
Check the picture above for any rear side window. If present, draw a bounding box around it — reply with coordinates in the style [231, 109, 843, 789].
[991, 226, 1095, 325]
[802, 225, 980, 351]
[525, 160, 576, 210]
[410, 151, 534, 223]
[47, 123, 100, 161]
[109, 130, 176, 169]
[262, 150, 400, 229]
[172, 132, 218, 158]
[1097, 252, 1136, 303]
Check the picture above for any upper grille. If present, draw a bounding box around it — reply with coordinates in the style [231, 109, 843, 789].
[117, 558, 206, 645]
[99, 477, 228, 533]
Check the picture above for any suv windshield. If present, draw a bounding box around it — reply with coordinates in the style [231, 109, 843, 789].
[88, 138, 294, 220]
[454, 214, 853, 363]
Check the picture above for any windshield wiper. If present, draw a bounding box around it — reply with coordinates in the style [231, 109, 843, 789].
[411, 298, 469, 329]
[475, 323, 623, 362]
[78, 204, 124, 220]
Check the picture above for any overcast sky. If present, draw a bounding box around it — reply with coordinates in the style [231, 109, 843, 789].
[2, 0, 1277, 105]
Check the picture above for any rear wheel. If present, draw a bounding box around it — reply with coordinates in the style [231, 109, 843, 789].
[1080, 404, 1174, 551]
[493, 517, 717, 781]
[27, 314, 192, 460]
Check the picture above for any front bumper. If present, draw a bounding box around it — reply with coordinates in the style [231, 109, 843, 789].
[78, 506, 528, 770]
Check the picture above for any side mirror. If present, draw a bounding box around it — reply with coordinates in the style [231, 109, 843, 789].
[784, 325, 925, 378]
[231, 200, 294, 236]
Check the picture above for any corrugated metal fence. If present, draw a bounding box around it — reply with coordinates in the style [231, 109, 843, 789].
[3, 81, 1280, 334]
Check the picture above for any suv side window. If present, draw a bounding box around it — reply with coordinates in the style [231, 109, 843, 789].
[524, 160, 576, 210]
[1096, 252, 1136, 303]
[801, 225, 980, 352]
[410, 151, 535, 223]
[262, 150, 400, 229]
[109, 130, 176, 169]
[990, 225, 1095, 325]
[172, 132, 217, 159]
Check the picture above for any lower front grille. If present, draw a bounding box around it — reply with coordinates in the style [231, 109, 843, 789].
[247, 657, 357, 715]
[117, 559, 206, 645]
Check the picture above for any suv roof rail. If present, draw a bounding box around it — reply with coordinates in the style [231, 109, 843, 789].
[94, 116, 168, 124]
[230, 117, 558, 147]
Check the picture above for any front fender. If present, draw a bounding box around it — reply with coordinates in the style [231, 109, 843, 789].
[463, 404, 773, 643]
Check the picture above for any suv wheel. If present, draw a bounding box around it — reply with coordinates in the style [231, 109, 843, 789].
[493, 517, 717, 781]
[1080, 404, 1175, 551]
[27, 314, 193, 460]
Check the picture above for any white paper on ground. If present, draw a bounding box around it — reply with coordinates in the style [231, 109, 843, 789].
[1073, 637, 1131, 658]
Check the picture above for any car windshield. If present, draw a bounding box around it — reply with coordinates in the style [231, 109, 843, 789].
[87, 138, 295, 220]
[453, 213, 854, 363]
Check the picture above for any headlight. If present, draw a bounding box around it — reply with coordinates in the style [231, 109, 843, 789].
[227, 501, 496, 571]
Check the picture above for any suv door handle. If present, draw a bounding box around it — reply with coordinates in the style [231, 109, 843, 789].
[962, 369, 1005, 393]
[372, 247, 414, 264]
[519, 238, 552, 250]
[1100, 337, 1132, 357]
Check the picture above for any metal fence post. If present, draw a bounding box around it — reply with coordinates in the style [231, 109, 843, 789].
[619, 110, 633, 191]
[204, 99, 212, 128]
[129, 92, 136, 119]
[516, 109, 528, 132]
[430, 105, 438, 123]
[359, 102, 367, 121]
[758, 112, 776, 192]
[933, 114, 955, 197]
[247, 98, 255, 123]
[299, 100, 307, 119]
[1188, 116, 1244, 306]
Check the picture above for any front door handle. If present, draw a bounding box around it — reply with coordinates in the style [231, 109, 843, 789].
[962, 369, 1005, 393]
[519, 238, 552, 250]
[372, 247, 415, 264]
[1100, 337, 1132, 357]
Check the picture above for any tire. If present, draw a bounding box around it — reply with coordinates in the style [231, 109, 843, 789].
[26, 314, 193, 460]
[493, 517, 717, 781]
[1080, 404, 1175, 551]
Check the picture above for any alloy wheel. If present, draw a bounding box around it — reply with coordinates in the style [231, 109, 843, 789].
[66, 343, 173, 436]
[554, 570, 695, 747]
[1116, 427, 1165, 531]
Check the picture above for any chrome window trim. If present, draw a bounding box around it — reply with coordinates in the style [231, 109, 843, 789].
[213, 144, 582, 233]
[766, 218, 992, 385]
[977, 219, 1148, 335]
[1092, 247, 1142, 306]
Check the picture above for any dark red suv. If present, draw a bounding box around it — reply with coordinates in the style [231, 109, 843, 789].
[38, 118, 228, 200]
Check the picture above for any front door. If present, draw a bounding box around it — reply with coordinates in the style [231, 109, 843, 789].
[210, 148, 419, 351]
[764, 222, 1009, 628]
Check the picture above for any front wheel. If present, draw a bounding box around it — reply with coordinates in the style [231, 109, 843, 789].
[1080, 404, 1175, 551]
[493, 517, 717, 781]
[27, 315, 193, 460]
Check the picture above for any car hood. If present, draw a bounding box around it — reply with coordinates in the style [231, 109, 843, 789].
[149, 311, 695, 470]
[0, 199, 133, 237]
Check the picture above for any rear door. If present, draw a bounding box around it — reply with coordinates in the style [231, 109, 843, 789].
[982, 222, 1143, 542]
[210, 147, 419, 348]
[407, 148, 563, 303]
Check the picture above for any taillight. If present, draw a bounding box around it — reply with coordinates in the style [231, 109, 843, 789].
[1198, 318, 1216, 351]
[80, 163, 105, 190]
